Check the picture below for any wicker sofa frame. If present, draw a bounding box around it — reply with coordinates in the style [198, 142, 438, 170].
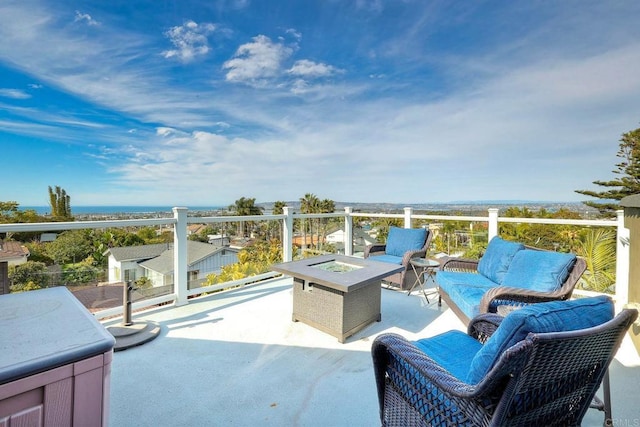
[364, 230, 433, 290]
[438, 246, 587, 326]
[372, 308, 638, 426]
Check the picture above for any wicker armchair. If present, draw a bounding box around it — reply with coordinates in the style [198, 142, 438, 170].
[438, 245, 587, 325]
[364, 227, 433, 290]
[372, 298, 637, 426]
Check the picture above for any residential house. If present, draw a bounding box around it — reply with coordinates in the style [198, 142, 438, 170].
[105, 241, 238, 289]
[40, 233, 57, 242]
[139, 241, 238, 288]
[325, 228, 378, 255]
[207, 234, 231, 247]
[187, 223, 208, 236]
[0, 241, 30, 294]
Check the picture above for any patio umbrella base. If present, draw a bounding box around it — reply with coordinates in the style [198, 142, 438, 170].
[107, 321, 161, 351]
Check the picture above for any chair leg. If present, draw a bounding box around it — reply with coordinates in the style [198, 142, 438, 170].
[590, 368, 612, 426]
[602, 368, 612, 426]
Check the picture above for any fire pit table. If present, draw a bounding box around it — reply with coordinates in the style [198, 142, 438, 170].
[272, 254, 403, 343]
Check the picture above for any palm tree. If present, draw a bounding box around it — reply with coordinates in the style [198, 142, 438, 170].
[299, 193, 319, 249]
[574, 228, 617, 293]
[229, 197, 263, 237]
[318, 199, 335, 250]
[270, 201, 286, 241]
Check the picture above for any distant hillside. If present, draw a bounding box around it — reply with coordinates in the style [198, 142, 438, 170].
[257, 201, 598, 215]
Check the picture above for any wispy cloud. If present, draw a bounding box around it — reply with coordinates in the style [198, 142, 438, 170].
[287, 59, 341, 78]
[74, 10, 99, 26]
[0, 88, 31, 99]
[162, 20, 216, 63]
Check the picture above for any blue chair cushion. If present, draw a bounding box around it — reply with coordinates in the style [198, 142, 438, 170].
[466, 296, 614, 384]
[413, 330, 483, 382]
[501, 250, 577, 292]
[436, 271, 497, 320]
[477, 237, 524, 284]
[385, 226, 427, 257]
[369, 254, 403, 265]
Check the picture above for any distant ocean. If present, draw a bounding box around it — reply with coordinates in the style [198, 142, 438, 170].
[22, 206, 225, 215]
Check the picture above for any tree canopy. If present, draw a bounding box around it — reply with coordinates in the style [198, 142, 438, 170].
[228, 196, 263, 236]
[48, 185, 72, 219]
[576, 127, 640, 215]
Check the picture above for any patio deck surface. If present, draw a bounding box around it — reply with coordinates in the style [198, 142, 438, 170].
[104, 277, 640, 427]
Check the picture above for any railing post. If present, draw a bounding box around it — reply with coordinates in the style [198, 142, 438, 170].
[488, 208, 499, 240]
[344, 207, 353, 256]
[403, 207, 413, 228]
[173, 207, 188, 306]
[615, 209, 629, 309]
[283, 207, 293, 262]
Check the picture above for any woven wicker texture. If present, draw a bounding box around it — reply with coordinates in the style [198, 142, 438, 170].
[292, 277, 381, 342]
[372, 308, 637, 426]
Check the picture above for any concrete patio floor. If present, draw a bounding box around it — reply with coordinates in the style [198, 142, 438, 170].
[104, 277, 640, 427]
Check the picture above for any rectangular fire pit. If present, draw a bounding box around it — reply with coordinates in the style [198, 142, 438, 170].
[272, 254, 403, 343]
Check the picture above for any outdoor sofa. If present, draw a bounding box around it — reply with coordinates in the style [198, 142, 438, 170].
[437, 236, 587, 325]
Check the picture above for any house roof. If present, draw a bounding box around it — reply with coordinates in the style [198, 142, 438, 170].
[0, 241, 29, 261]
[105, 243, 172, 262]
[40, 233, 57, 242]
[187, 224, 207, 234]
[139, 241, 238, 275]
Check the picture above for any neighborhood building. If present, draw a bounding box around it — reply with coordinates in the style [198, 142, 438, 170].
[105, 241, 239, 288]
[0, 241, 30, 295]
[325, 228, 379, 255]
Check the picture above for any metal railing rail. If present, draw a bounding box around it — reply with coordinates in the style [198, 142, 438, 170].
[0, 207, 627, 318]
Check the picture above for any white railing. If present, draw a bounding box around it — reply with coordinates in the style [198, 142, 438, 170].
[0, 207, 626, 318]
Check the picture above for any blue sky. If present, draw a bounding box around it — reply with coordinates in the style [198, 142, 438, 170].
[1, 0, 639, 207]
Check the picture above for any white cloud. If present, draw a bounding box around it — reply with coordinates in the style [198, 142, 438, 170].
[285, 28, 302, 41]
[222, 35, 293, 84]
[74, 10, 99, 26]
[156, 127, 177, 137]
[287, 59, 340, 78]
[163, 20, 216, 63]
[0, 88, 31, 99]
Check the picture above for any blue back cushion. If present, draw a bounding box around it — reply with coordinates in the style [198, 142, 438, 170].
[385, 226, 427, 257]
[466, 296, 614, 384]
[477, 237, 524, 284]
[501, 250, 577, 292]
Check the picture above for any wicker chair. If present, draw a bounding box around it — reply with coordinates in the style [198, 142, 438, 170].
[372, 298, 637, 426]
[364, 227, 433, 290]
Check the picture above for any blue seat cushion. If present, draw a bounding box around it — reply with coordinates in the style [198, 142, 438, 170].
[501, 250, 577, 292]
[436, 271, 497, 320]
[369, 254, 403, 265]
[466, 296, 614, 384]
[385, 226, 427, 257]
[477, 237, 524, 284]
[413, 330, 483, 382]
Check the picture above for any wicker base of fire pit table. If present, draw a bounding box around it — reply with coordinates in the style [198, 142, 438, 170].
[272, 254, 404, 343]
